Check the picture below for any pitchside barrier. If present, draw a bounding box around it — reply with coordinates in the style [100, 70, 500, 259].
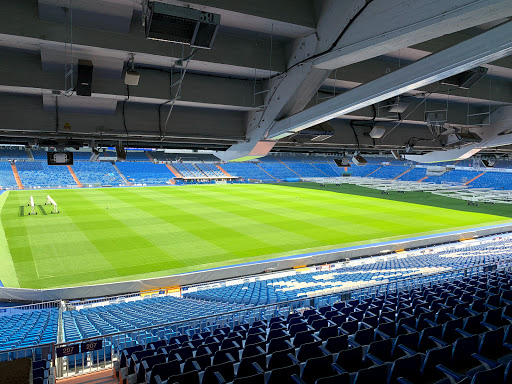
[1, 222, 512, 302]
[0, 260, 508, 379]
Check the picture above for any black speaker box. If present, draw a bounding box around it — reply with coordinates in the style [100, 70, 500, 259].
[77, 59, 93, 96]
[116, 145, 126, 161]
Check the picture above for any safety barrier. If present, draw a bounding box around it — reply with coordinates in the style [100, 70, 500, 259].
[0, 259, 507, 378]
[0, 300, 60, 317]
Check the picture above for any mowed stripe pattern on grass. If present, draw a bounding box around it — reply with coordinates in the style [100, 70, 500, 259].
[0, 184, 508, 289]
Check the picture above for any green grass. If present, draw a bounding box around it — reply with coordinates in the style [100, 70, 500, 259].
[0, 183, 511, 289]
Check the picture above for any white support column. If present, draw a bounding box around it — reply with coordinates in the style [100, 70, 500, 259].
[267, 21, 512, 140]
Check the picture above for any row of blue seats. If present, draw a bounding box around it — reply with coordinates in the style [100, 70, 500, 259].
[116, 162, 174, 185]
[63, 296, 248, 342]
[72, 162, 124, 186]
[1, 238, 510, 362]
[7, 158, 512, 190]
[16, 161, 76, 188]
[0, 308, 58, 352]
[115, 269, 512, 384]
[0, 161, 17, 188]
[185, 240, 512, 305]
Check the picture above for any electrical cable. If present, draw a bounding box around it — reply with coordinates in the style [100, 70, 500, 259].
[371, 104, 377, 146]
[379, 83, 443, 141]
[258, 1, 374, 140]
[122, 85, 130, 139]
[350, 121, 361, 150]
[55, 96, 59, 133]
[160, 48, 197, 141]
[262, 0, 375, 83]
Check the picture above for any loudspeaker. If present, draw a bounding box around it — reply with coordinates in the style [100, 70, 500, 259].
[334, 158, 350, 167]
[77, 59, 93, 96]
[116, 145, 126, 161]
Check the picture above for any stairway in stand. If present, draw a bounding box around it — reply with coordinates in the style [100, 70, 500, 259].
[365, 165, 382, 177]
[10, 163, 23, 189]
[393, 167, 413, 180]
[57, 370, 116, 384]
[25, 148, 34, 160]
[217, 164, 232, 177]
[464, 172, 486, 186]
[276, 158, 301, 177]
[166, 164, 183, 177]
[111, 163, 132, 186]
[309, 162, 329, 176]
[67, 165, 83, 187]
[255, 163, 277, 180]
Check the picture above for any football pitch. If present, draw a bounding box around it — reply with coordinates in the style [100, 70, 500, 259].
[0, 183, 511, 289]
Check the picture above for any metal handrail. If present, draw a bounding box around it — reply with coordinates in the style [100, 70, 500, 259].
[51, 259, 509, 348]
[0, 300, 60, 311]
[1, 258, 509, 378]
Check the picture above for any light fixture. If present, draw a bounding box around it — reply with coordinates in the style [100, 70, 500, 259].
[369, 125, 386, 139]
[352, 153, 367, 166]
[124, 54, 140, 86]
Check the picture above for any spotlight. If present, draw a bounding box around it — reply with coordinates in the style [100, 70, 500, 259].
[369, 125, 386, 139]
[352, 153, 367, 166]
[89, 148, 100, 162]
[124, 54, 140, 86]
[481, 159, 496, 168]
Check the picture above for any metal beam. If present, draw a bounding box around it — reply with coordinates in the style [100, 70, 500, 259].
[0, 0, 288, 75]
[0, 50, 262, 111]
[313, 0, 512, 70]
[165, 0, 317, 38]
[323, 58, 512, 106]
[385, 47, 512, 79]
[405, 106, 512, 162]
[0, 93, 246, 142]
[215, 0, 368, 161]
[218, 0, 512, 161]
[268, 21, 512, 140]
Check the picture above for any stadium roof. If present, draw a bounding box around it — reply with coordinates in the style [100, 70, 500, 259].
[1, 0, 512, 160]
